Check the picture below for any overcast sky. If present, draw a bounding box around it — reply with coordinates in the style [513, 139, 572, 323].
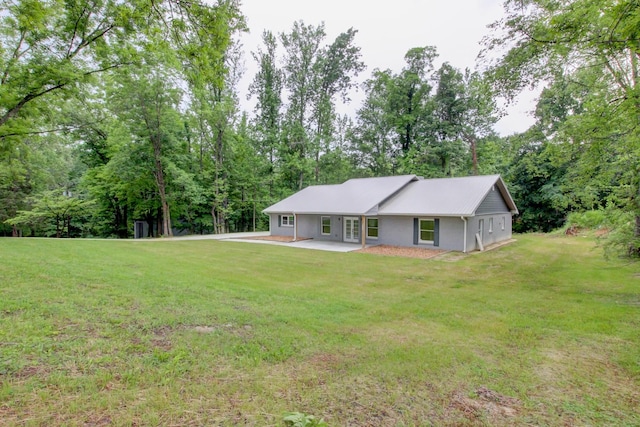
[236, 0, 537, 136]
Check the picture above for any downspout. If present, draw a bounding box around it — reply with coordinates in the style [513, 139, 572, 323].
[293, 212, 297, 242]
[461, 216, 468, 253]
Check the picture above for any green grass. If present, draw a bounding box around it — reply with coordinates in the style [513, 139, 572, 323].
[0, 234, 638, 426]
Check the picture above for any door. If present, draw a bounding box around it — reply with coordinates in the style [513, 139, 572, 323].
[343, 216, 360, 243]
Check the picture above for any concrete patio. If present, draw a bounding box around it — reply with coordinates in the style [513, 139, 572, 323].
[147, 231, 367, 253]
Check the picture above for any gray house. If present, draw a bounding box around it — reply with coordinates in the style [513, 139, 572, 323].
[263, 174, 518, 252]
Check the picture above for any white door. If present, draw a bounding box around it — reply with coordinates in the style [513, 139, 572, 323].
[343, 217, 360, 243]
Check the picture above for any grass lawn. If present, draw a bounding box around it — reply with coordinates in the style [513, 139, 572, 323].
[0, 234, 638, 426]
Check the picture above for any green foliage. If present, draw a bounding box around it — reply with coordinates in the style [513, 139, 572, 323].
[283, 412, 327, 427]
[350, 49, 498, 178]
[6, 190, 94, 237]
[601, 208, 640, 258]
[565, 210, 607, 230]
[484, 0, 640, 255]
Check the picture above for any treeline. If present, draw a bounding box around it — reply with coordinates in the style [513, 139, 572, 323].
[0, 0, 638, 256]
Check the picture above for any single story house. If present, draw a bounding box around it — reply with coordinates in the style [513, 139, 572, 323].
[263, 174, 518, 252]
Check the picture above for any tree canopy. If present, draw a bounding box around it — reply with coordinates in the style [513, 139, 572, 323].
[2, 0, 638, 256]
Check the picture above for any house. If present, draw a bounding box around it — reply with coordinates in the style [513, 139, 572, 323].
[263, 174, 518, 252]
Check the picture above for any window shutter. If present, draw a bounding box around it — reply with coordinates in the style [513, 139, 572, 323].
[413, 218, 419, 245]
[434, 219, 440, 247]
[278, 215, 281, 227]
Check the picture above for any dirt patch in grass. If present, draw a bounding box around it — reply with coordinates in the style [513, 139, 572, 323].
[355, 244, 445, 259]
[83, 414, 112, 427]
[450, 386, 521, 422]
[12, 364, 50, 380]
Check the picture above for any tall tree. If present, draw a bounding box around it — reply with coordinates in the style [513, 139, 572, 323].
[280, 21, 325, 190]
[484, 0, 640, 254]
[249, 30, 283, 198]
[110, 64, 185, 237]
[349, 70, 397, 176]
[390, 47, 438, 154]
[310, 27, 365, 182]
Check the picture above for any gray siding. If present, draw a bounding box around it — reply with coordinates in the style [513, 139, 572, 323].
[270, 212, 513, 252]
[376, 216, 465, 251]
[269, 214, 294, 237]
[297, 215, 342, 241]
[476, 187, 510, 215]
[270, 214, 343, 240]
[468, 214, 513, 251]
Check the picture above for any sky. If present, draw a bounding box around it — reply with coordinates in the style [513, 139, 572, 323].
[236, 0, 538, 136]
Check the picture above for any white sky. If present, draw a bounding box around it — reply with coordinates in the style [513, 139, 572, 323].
[236, 0, 537, 136]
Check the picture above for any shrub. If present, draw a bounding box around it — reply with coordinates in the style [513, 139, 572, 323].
[565, 209, 607, 230]
[282, 412, 327, 427]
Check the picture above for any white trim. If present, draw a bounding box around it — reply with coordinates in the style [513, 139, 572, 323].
[343, 216, 360, 243]
[418, 218, 435, 244]
[321, 216, 331, 235]
[281, 215, 294, 227]
[366, 217, 379, 239]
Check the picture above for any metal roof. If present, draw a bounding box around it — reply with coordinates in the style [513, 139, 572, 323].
[263, 175, 418, 215]
[263, 174, 518, 217]
[377, 174, 518, 216]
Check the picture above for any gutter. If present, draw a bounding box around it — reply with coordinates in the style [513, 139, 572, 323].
[293, 212, 297, 242]
[461, 216, 468, 253]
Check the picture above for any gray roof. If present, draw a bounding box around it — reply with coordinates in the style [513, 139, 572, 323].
[378, 174, 518, 216]
[263, 174, 518, 217]
[263, 175, 417, 215]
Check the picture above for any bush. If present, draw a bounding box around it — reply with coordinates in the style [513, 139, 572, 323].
[565, 209, 607, 230]
[282, 412, 327, 427]
[600, 208, 640, 258]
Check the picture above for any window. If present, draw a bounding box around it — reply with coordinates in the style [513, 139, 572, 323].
[489, 218, 493, 233]
[321, 216, 331, 235]
[366, 218, 379, 239]
[501, 216, 506, 231]
[281, 215, 294, 227]
[419, 219, 435, 243]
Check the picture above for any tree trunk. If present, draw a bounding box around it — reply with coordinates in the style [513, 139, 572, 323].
[211, 206, 218, 234]
[152, 140, 172, 237]
[471, 136, 478, 175]
[55, 216, 61, 238]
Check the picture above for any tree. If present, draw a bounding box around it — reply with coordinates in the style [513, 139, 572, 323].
[279, 21, 325, 190]
[249, 30, 283, 198]
[484, 0, 640, 254]
[110, 65, 185, 237]
[349, 70, 397, 176]
[6, 190, 93, 237]
[390, 47, 438, 154]
[310, 27, 365, 182]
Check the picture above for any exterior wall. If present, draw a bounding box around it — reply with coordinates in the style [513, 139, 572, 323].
[476, 187, 510, 215]
[296, 214, 342, 241]
[269, 212, 513, 252]
[269, 214, 343, 240]
[467, 213, 513, 251]
[375, 216, 465, 251]
[469, 188, 513, 251]
[269, 214, 294, 237]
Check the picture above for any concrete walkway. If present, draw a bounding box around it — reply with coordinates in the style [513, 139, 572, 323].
[224, 237, 366, 252]
[139, 231, 365, 253]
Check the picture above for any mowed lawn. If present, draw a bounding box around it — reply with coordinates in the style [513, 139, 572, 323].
[0, 235, 638, 426]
